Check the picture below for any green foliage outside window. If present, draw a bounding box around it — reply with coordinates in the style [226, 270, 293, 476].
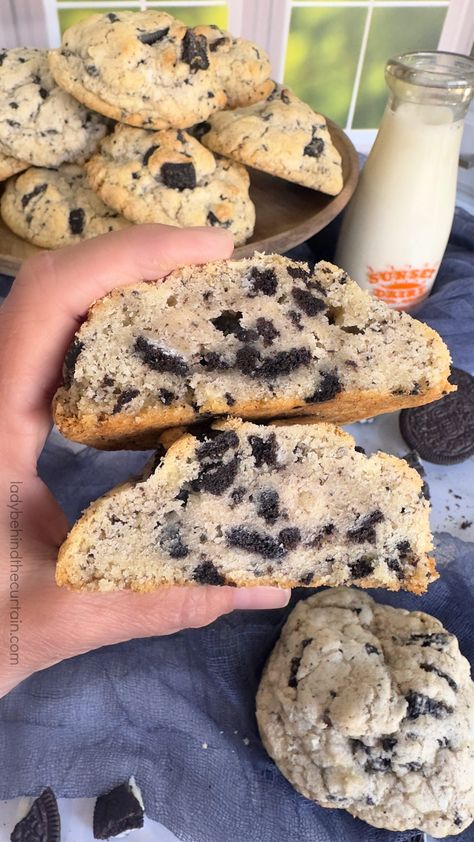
[284, 5, 447, 129]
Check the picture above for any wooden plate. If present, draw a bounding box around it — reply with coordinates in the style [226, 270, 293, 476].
[0, 121, 358, 276]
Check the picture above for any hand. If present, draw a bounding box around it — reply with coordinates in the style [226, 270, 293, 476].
[0, 225, 290, 698]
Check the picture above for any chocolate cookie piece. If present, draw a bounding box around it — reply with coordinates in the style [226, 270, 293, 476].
[399, 368, 474, 464]
[93, 778, 144, 840]
[11, 788, 60, 842]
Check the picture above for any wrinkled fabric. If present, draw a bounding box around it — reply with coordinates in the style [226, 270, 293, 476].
[0, 206, 473, 842]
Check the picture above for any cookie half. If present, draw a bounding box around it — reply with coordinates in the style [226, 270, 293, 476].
[194, 25, 274, 107]
[48, 11, 227, 129]
[85, 124, 254, 244]
[0, 48, 107, 167]
[198, 84, 343, 194]
[56, 419, 435, 593]
[1, 165, 129, 249]
[53, 254, 453, 449]
[256, 588, 474, 837]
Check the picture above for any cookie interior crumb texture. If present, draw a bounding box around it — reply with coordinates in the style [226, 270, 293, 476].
[56, 419, 435, 593]
[256, 588, 474, 837]
[53, 254, 454, 449]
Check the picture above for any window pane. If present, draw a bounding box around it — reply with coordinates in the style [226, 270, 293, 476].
[284, 6, 366, 126]
[353, 6, 447, 128]
[59, 8, 137, 32]
[158, 5, 227, 27]
[58, 5, 228, 34]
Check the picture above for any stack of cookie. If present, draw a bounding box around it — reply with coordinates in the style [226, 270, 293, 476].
[0, 10, 343, 249]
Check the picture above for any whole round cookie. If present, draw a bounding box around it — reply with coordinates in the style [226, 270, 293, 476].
[198, 84, 343, 195]
[0, 48, 107, 168]
[48, 11, 227, 130]
[1, 165, 129, 249]
[256, 588, 474, 837]
[0, 151, 28, 182]
[86, 125, 255, 245]
[400, 367, 474, 464]
[194, 25, 274, 108]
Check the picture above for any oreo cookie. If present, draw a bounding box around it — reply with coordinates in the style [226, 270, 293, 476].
[93, 777, 144, 839]
[399, 367, 474, 464]
[10, 787, 60, 842]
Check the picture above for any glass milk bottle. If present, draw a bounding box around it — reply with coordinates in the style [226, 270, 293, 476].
[335, 52, 474, 311]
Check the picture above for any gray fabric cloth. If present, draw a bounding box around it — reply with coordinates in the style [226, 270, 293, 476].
[0, 207, 473, 841]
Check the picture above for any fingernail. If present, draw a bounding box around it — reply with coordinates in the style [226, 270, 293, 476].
[232, 587, 291, 610]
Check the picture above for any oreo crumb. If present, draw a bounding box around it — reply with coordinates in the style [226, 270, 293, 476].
[226, 526, 286, 559]
[69, 207, 85, 235]
[112, 388, 140, 414]
[193, 455, 239, 496]
[138, 27, 169, 45]
[197, 430, 238, 461]
[306, 370, 342, 403]
[135, 336, 188, 375]
[347, 510, 384, 544]
[63, 337, 84, 387]
[291, 286, 326, 317]
[278, 527, 301, 550]
[248, 267, 278, 296]
[159, 524, 189, 559]
[287, 265, 310, 280]
[21, 182, 47, 208]
[349, 556, 375, 579]
[161, 161, 196, 191]
[158, 388, 175, 405]
[193, 559, 226, 585]
[255, 317, 279, 346]
[288, 656, 301, 688]
[249, 433, 278, 467]
[420, 663, 457, 691]
[405, 691, 453, 720]
[143, 144, 158, 165]
[256, 489, 280, 524]
[181, 29, 209, 71]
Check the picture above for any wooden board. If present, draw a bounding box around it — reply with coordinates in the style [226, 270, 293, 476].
[0, 122, 358, 276]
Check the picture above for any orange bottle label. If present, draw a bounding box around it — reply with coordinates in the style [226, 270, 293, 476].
[367, 263, 439, 309]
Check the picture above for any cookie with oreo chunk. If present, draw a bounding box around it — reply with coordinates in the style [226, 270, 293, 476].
[1, 164, 128, 249]
[257, 588, 474, 837]
[197, 84, 343, 194]
[56, 418, 435, 594]
[0, 48, 107, 167]
[194, 25, 273, 107]
[48, 10, 227, 129]
[85, 124, 254, 244]
[53, 254, 453, 449]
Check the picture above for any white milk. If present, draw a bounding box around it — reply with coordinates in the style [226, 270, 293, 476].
[335, 102, 464, 310]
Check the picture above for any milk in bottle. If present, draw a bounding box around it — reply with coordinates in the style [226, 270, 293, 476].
[335, 52, 474, 310]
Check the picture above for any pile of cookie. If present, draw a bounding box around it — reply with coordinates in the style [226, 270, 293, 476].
[0, 10, 343, 250]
